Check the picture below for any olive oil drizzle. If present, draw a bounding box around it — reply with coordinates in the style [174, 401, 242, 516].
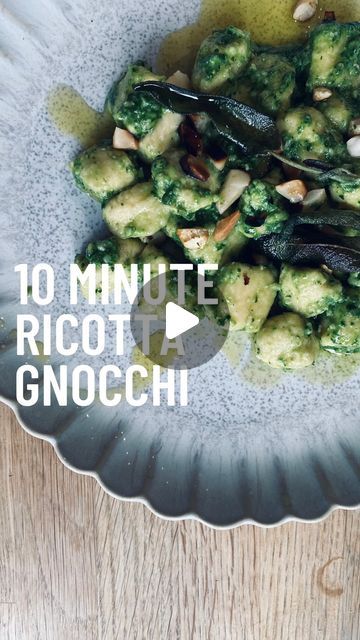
[156, 0, 360, 75]
[47, 85, 113, 148]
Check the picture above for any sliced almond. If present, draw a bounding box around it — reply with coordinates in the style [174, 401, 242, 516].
[302, 188, 327, 208]
[217, 170, 251, 215]
[276, 179, 308, 203]
[347, 136, 360, 158]
[166, 70, 191, 89]
[177, 227, 209, 250]
[348, 118, 360, 137]
[213, 210, 240, 242]
[113, 127, 139, 150]
[293, 0, 318, 22]
[180, 154, 210, 181]
[313, 86, 332, 102]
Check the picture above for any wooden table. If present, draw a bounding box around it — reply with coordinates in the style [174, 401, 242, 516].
[1, 402, 359, 640]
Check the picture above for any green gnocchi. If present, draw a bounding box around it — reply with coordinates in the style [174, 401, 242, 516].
[71, 22, 360, 370]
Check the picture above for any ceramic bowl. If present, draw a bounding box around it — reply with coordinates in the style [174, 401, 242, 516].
[1, 0, 360, 527]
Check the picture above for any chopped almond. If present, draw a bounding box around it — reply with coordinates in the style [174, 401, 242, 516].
[209, 156, 228, 171]
[276, 179, 307, 203]
[347, 136, 360, 158]
[177, 228, 209, 250]
[217, 170, 251, 215]
[293, 0, 318, 22]
[321, 264, 333, 276]
[302, 188, 326, 208]
[313, 87, 332, 102]
[213, 211, 240, 242]
[113, 127, 139, 150]
[166, 70, 191, 89]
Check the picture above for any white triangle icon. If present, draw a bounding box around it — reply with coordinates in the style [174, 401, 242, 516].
[165, 302, 199, 340]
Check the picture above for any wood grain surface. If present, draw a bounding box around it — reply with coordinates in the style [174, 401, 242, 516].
[0, 402, 359, 640]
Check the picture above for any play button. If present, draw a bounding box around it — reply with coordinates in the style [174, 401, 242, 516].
[165, 302, 199, 340]
[130, 268, 230, 370]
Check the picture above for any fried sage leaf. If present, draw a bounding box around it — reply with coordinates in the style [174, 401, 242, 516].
[316, 167, 360, 185]
[259, 230, 360, 272]
[271, 152, 321, 177]
[271, 152, 360, 184]
[295, 209, 360, 230]
[133, 81, 281, 154]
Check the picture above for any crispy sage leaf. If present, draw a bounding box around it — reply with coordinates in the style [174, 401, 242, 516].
[316, 167, 360, 185]
[295, 209, 360, 229]
[271, 152, 322, 176]
[259, 230, 360, 272]
[302, 159, 334, 171]
[133, 81, 281, 154]
[271, 152, 360, 184]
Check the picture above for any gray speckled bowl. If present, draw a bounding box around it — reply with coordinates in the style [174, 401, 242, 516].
[1, 0, 360, 528]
